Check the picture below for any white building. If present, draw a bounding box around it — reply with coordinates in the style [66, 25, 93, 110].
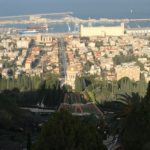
[80, 23, 125, 37]
[115, 62, 140, 81]
[17, 40, 29, 49]
[126, 28, 150, 35]
[65, 65, 79, 89]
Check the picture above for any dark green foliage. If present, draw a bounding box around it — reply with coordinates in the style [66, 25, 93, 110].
[0, 73, 59, 91]
[0, 73, 66, 149]
[0, 73, 64, 107]
[33, 111, 107, 150]
[100, 88, 150, 150]
[75, 48, 80, 57]
[113, 55, 138, 65]
[0, 93, 37, 129]
[82, 76, 147, 102]
[122, 104, 150, 150]
[44, 73, 59, 89]
[95, 41, 103, 48]
[118, 84, 150, 150]
[0, 94, 39, 149]
[27, 133, 31, 150]
[83, 61, 93, 72]
[113, 54, 145, 70]
[0, 73, 147, 104]
[75, 76, 82, 92]
[136, 61, 144, 70]
[75, 76, 86, 92]
[0, 75, 41, 91]
[117, 92, 142, 117]
[100, 101, 126, 113]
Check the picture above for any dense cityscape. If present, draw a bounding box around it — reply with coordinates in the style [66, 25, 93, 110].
[0, 1, 150, 150]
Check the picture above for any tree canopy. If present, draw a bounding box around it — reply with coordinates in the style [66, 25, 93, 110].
[33, 111, 107, 150]
[120, 82, 150, 150]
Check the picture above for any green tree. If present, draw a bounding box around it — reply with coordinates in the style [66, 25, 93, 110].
[95, 41, 103, 49]
[75, 76, 82, 92]
[122, 104, 150, 150]
[33, 111, 106, 150]
[83, 61, 93, 72]
[45, 73, 59, 89]
[121, 83, 150, 150]
[75, 76, 85, 92]
[117, 92, 142, 116]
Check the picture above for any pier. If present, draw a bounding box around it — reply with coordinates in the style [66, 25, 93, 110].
[1, 12, 150, 25]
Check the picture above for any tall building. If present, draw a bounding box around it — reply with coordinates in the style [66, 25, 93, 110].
[80, 23, 124, 37]
[36, 34, 52, 44]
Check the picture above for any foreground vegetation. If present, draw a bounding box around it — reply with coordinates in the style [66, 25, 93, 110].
[75, 75, 147, 102]
[0, 73, 150, 150]
[33, 111, 107, 150]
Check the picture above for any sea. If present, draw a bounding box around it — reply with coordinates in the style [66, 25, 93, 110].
[0, 0, 150, 33]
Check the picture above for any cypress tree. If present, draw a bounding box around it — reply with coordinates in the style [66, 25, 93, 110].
[144, 81, 150, 104]
[75, 76, 82, 92]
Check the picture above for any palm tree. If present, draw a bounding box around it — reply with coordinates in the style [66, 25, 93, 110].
[108, 92, 142, 142]
[117, 92, 142, 117]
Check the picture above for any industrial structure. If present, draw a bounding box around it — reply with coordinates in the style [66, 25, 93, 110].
[80, 23, 125, 37]
[126, 27, 150, 35]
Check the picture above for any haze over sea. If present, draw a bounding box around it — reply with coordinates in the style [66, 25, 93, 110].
[0, 0, 150, 19]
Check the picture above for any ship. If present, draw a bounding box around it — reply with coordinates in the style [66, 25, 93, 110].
[27, 24, 48, 32]
[19, 30, 39, 36]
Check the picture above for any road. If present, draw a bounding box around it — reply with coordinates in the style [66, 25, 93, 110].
[58, 37, 68, 86]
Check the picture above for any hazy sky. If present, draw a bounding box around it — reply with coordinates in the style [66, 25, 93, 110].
[0, 0, 149, 18]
